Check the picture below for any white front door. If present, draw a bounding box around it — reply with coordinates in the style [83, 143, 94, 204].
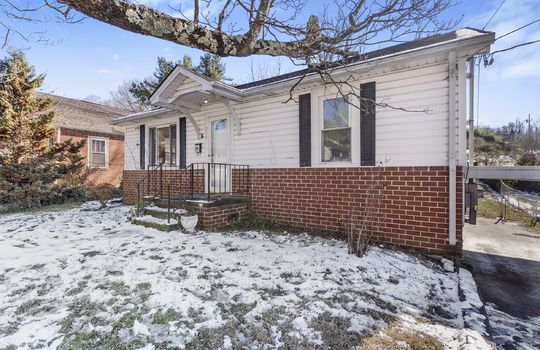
[209, 118, 230, 193]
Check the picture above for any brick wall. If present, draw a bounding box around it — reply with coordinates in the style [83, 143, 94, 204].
[192, 203, 248, 230]
[248, 166, 463, 256]
[59, 128, 124, 186]
[123, 166, 463, 255]
[122, 169, 204, 203]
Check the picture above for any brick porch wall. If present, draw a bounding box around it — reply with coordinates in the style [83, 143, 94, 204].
[122, 169, 205, 203]
[123, 166, 463, 255]
[192, 204, 248, 230]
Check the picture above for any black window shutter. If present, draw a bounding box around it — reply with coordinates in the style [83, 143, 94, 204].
[139, 124, 145, 170]
[179, 117, 187, 168]
[299, 93, 311, 167]
[360, 82, 376, 166]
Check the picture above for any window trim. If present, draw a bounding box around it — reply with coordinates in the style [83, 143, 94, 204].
[88, 136, 109, 169]
[320, 96, 353, 164]
[148, 122, 178, 167]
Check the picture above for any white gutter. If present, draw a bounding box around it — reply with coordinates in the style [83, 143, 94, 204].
[240, 31, 494, 97]
[112, 108, 170, 124]
[448, 51, 458, 246]
[468, 57, 475, 165]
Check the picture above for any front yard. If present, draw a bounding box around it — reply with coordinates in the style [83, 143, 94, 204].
[0, 203, 489, 349]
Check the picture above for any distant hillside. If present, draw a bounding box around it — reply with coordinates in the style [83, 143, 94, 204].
[474, 120, 540, 166]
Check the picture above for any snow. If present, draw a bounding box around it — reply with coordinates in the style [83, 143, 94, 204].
[136, 215, 178, 225]
[133, 320, 151, 336]
[484, 303, 540, 350]
[458, 268, 488, 337]
[0, 202, 492, 349]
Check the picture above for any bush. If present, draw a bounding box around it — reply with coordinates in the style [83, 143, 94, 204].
[516, 152, 539, 166]
[85, 183, 122, 209]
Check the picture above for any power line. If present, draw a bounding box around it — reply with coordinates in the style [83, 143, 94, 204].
[471, 17, 540, 58]
[490, 39, 540, 55]
[483, 0, 507, 30]
[495, 18, 540, 41]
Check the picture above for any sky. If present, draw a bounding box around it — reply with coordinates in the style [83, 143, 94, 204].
[1, 0, 539, 127]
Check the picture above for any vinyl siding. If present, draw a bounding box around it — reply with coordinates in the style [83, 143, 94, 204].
[122, 58, 467, 169]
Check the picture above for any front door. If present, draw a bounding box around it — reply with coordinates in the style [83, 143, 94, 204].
[209, 118, 230, 193]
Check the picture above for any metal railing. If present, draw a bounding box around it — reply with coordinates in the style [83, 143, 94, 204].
[497, 180, 540, 226]
[135, 162, 250, 216]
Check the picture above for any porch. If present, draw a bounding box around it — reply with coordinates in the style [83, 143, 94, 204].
[131, 162, 251, 231]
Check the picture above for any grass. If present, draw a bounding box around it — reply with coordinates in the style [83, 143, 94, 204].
[0, 200, 85, 217]
[357, 320, 444, 350]
[477, 197, 540, 232]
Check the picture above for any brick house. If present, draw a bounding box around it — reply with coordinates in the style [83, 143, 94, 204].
[46, 94, 130, 186]
[114, 28, 495, 255]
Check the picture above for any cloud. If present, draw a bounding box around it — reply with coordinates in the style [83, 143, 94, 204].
[469, 0, 540, 79]
[112, 53, 121, 60]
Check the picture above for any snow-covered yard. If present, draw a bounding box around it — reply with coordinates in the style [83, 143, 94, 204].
[0, 203, 489, 349]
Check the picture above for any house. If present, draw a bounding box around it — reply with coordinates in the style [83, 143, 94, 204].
[45, 94, 130, 186]
[114, 28, 495, 256]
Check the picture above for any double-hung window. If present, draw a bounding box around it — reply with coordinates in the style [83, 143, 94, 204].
[149, 124, 177, 166]
[322, 97, 351, 162]
[89, 138, 108, 168]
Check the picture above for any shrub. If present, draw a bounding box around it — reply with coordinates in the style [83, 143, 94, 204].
[85, 183, 122, 209]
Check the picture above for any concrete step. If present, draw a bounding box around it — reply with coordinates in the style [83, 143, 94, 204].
[143, 206, 187, 220]
[132, 215, 179, 232]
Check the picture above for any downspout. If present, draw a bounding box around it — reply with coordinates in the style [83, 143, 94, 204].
[468, 57, 475, 165]
[56, 127, 61, 143]
[448, 51, 457, 246]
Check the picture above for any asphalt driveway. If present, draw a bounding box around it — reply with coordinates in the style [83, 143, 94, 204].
[463, 217, 540, 349]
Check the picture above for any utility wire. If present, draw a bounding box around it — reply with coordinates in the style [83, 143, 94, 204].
[490, 39, 540, 55]
[471, 17, 540, 57]
[495, 18, 540, 41]
[483, 0, 506, 30]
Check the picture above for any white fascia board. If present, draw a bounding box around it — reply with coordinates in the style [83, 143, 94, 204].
[112, 108, 171, 125]
[241, 32, 495, 97]
[150, 66, 214, 105]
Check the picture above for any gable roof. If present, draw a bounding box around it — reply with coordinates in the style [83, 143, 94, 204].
[116, 27, 494, 124]
[234, 28, 492, 89]
[41, 93, 130, 135]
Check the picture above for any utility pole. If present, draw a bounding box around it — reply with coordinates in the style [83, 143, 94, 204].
[527, 113, 532, 152]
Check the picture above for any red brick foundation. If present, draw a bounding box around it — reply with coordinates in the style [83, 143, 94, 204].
[192, 203, 248, 230]
[123, 166, 463, 255]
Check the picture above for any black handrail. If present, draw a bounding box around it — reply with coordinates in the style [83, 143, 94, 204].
[135, 162, 250, 218]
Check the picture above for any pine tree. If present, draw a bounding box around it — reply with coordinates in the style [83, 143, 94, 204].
[128, 56, 180, 107]
[195, 53, 227, 81]
[0, 51, 85, 210]
[123, 54, 228, 109]
[182, 54, 193, 69]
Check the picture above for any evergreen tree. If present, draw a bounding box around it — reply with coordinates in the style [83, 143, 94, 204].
[195, 53, 226, 81]
[182, 54, 193, 69]
[128, 56, 179, 108]
[122, 54, 228, 109]
[0, 51, 85, 210]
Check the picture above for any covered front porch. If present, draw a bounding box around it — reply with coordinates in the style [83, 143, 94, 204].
[128, 162, 251, 231]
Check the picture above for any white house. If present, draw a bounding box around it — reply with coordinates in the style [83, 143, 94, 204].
[114, 28, 495, 255]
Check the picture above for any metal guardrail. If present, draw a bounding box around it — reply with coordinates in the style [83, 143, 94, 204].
[135, 162, 250, 217]
[468, 166, 540, 181]
[498, 180, 540, 226]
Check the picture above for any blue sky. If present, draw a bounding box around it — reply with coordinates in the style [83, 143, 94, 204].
[1, 0, 539, 127]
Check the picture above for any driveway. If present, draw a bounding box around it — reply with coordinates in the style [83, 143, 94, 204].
[463, 217, 540, 349]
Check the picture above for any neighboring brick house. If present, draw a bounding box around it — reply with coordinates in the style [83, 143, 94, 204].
[114, 28, 495, 256]
[45, 94, 130, 186]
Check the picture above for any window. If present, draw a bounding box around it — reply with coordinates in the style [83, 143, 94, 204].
[322, 97, 351, 162]
[89, 138, 107, 168]
[149, 124, 177, 166]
